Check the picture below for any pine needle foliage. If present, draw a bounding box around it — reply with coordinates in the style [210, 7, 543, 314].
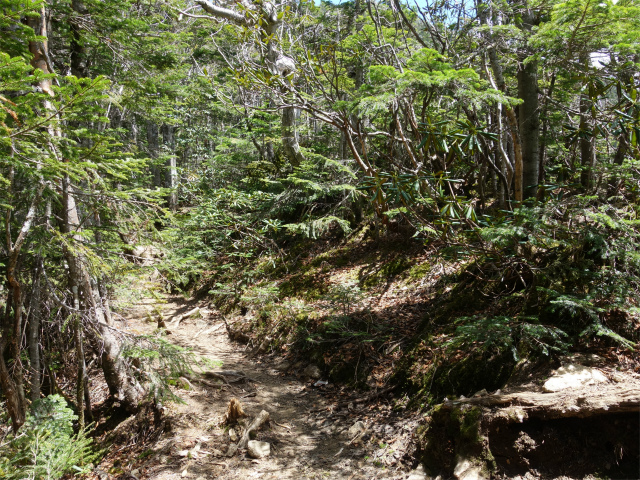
[122, 335, 215, 405]
[0, 395, 98, 480]
[445, 316, 570, 361]
[476, 197, 640, 350]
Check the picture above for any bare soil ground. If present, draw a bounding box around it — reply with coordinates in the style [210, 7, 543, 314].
[85, 262, 640, 480]
[90, 281, 420, 480]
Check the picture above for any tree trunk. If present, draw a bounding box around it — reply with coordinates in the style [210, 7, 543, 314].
[479, 3, 523, 202]
[518, 57, 540, 200]
[28, 264, 43, 403]
[538, 72, 556, 190]
[516, 8, 540, 201]
[72, 286, 86, 430]
[1, 165, 46, 431]
[147, 121, 162, 187]
[579, 54, 596, 190]
[282, 107, 305, 168]
[162, 124, 178, 210]
[61, 176, 145, 411]
[0, 350, 25, 431]
[70, 0, 88, 77]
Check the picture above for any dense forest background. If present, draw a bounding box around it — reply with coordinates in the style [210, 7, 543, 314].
[1, 0, 639, 477]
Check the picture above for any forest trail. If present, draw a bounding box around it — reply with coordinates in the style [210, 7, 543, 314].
[97, 279, 418, 480]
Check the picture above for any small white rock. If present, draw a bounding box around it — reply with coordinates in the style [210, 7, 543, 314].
[543, 364, 608, 392]
[454, 456, 488, 480]
[247, 440, 271, 459]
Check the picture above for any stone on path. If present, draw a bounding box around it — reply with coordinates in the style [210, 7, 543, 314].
[348, 420, 366, 439]
[247, 440, 271, 459]
[453, 456, 488, 480]
[274, 358, 291, 371]
[406, 464, 428, 480]
[303, 364, 322, 379]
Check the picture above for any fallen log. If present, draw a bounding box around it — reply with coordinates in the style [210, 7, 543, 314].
[444, 383, 640, 421]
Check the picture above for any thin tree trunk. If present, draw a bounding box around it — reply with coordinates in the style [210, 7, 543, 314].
[2, 170, 46, 430]
[282, 106, 305, 167]
[62, 176, 145, 411]
[479, 4, 523, 202]
[28, 264, 43, 403]
[538, 72, 556, 190]
[0, 350, 25, 431]
[518, 56, 540, 200]
[579, 54, 596, 190]
[147, 121, 162, 187]
[73, 286, 85, 430]
[70, 0, 88, 77]
[162, 125, 178, 210]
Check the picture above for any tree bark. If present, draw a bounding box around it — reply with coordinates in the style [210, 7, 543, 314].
[518, 57, 540, 200]
[579, 55, 596, 190]
[538, 72, 556, 189]
[72, 286, 86, 430]
[70, 0, 89, 77]
[61, 176, 145, 411]
[28, 264, 43, 403]
[517, 8, 540, 201]
[147, 121, 162, 187]
[1, 172, 46, 431]
[282, 106, 305, 168]
[479, 2, 524, 202]
[162, 124, 178, 210]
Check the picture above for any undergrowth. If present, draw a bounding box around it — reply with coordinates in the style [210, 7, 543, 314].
[155, 180, 640, 405]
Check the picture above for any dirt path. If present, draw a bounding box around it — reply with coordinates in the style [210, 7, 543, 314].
[103, 285, 419, 480]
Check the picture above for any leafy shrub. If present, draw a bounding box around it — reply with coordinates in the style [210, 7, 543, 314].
[0, 395, 98, 480]
[478, 200, 640, 350]
[445, 316, 570, 360]
[123, 335, 217, 405]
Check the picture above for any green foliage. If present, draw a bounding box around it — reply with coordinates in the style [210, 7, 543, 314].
[324, 280, 363, 316]
[0, 395, 98, 480]
[477, 199, 640, 349]
[285, 215, 352, 239]
[445, 316, 570, 360]
[122, 335, 215, 404]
